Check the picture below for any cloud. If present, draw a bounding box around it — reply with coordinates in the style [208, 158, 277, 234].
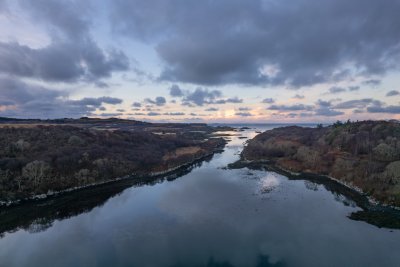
[182, 88, 222, 106]
[169, 84, 184, 97]
[147, 112, 161, 116]
[77, 96, 123, 106]
[214, 97, 243, 104]
[314, 108, 344, 117]
[0, 77, 122, 118]
[132, 102, 142, 107]
[0, 0, 129, 84]
[333, 99, 383, 109]
[98, 112, 123, 117]
[163, 112, 185, 116]
[205, 107, 219, 111]
[261, 98, 275, 104]
[235, 112, 253, 117]
[145, 96, 167, 106]
[316, 100, 332, 107]
[0, 40, 129, 83]
[268, 104, 313, 111]
[238, 107, 251, 111]
[268, 100, 346, 117]
[293, 94, 305, 99]
[348, 86, 360, 91]
[386, 90, 400, 97]
[367, 105, 400, 114]
[362, 79, 381, 86]
[179, 88, 243, 106]
[111, 0, 400, 87]
[328, 86, 347, 94]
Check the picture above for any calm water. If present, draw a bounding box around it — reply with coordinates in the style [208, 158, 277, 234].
[0, 126, 400, 267]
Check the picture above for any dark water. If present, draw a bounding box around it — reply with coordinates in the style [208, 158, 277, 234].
[0, 126, 400, 267]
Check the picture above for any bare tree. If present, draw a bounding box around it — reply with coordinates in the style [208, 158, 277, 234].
[22, 161, 51, 188]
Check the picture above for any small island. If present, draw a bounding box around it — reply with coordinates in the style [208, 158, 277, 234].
[0, 117, 229, 205]
[240, 120, 400, 206]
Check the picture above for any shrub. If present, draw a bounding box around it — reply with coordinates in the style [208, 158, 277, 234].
[373, 143, 399, 162]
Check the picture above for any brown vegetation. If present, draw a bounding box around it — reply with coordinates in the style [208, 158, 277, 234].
[0, 125, 226, 202]
[242, 120, 400, 206]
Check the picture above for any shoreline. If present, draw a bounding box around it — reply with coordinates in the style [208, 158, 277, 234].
[229, 159, 400, 211]
[0, 147, 225, 208]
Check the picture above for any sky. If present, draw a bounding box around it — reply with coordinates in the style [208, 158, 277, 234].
[0, 0, 399, 123]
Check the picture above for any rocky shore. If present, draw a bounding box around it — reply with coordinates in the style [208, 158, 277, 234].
[239, 120, 400, 206]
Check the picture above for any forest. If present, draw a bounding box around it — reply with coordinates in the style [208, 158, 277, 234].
[241, 120, 400, 205]
[0, 125, 225, 202]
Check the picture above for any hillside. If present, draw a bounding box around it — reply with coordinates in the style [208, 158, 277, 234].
[241, 120, 400, 206]
[0, 120, 227, 203]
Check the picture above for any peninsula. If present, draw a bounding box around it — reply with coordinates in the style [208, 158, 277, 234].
[0, 117, 229, 204]
[240, 120, 400, 206]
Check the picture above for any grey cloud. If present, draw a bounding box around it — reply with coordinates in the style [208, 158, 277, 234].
[268, 101, 344, 117]
[0, 40, 129, 83]
[235, 112, 253, 117]
[98, 112, 123, 117]
[112, 0, 400, 87]
[268, 104, 313, 111]
[0, 77, 122, 118]
[0, 0, 8, 13]
[367, 105, 400, 114]
[0, 100, 15, 106]
[238, 107, 251, 111]
[293, 94, 305, 99]
[316, 100, 332, 107]
[333, 99, 383, 109]
[314, 108, 344, 117]
[386, 90, 400, 97]
[0, 77, 66, 104]
[205, 108, 219, 111]
[261, 98, 275, 104]
[132, 102, 142, 107]
[348, 86, 360, 91]
[214, 97, 243, 104]
[169, 84, 184, 97]
[183, 88, 222, 106]
[328, 86, 347, 94]
[189, 113, 202, 116]
[145, 96, 167, 106]
[362, 79, 381, 86]
[163, 112, 185, 116]
[0, 0, 129, 84]
[298, 113, 314, 117]
[147, 112, 161, 116]
[74, 96, 123, 107]
[20, 0, 91, 40]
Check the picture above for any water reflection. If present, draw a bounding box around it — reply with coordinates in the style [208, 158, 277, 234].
[259, 173, 280, 194]
[0, 158, 210, 236]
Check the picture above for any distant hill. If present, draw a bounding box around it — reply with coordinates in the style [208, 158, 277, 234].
[0, 117, 148, 125]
